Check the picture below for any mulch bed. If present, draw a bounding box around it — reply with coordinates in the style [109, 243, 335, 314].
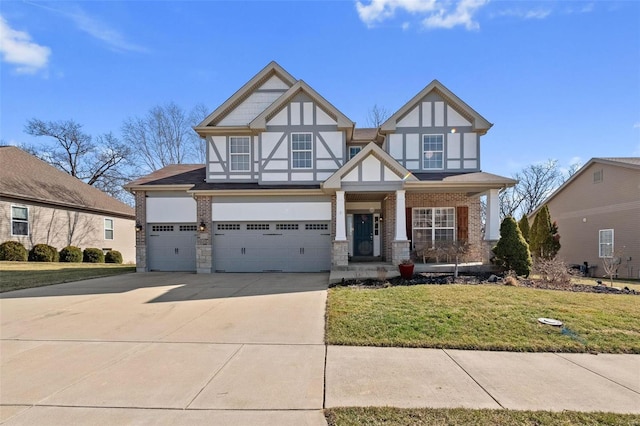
[331, 272, 639, 296]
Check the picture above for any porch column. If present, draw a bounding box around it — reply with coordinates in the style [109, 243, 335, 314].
[394, 190, 407, 240]
[332, 191, 349, 268]
[392, 190, 410, 265]
[485, 188, 500, 240]
[335, 190, 347, 240]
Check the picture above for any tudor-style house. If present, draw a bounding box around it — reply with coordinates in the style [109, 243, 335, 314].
[125, 62, 515, 273]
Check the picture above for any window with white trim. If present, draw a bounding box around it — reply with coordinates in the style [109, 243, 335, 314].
[11, 206, 29, 236]
[422, 134, 444, 169]
[412, 207, 455, 248]
[291, 133, 312, 169]
[348, 146, 362, 160]
[104, 218, 114, 240]
[229, 137, 251, 171]
[599, 229, 613, 258]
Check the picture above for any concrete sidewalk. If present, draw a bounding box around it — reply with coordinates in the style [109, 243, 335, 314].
[2, 273, 639, 425]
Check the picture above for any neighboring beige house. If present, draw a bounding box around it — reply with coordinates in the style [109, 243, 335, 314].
[0, 146, 136, 263]
[532, 158, 640, 279]
[126, 61, 515, 273]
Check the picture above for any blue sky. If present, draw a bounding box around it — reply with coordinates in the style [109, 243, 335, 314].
[1, 0, 639, 176]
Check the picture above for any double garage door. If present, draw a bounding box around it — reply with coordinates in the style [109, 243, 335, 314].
[213, 221, 331, 272]
[147, 224, 197, 272]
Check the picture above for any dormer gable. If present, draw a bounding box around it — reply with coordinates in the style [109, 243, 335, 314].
[380, 80, 492, 134]
[196, 61, 297, 130]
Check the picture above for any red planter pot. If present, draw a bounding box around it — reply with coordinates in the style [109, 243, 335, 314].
[398, 263, 415, 279]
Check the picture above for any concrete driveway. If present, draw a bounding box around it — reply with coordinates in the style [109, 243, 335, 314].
[0, 273, 329, 425]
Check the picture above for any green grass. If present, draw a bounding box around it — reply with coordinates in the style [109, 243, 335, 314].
[325, 407, 640, 426]
[326, 284, 640, 353]
[0, 261, 135, 292]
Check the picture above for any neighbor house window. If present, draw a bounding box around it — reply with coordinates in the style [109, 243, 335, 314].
[348, 146, 362, 160]
[291, 133, 312, 169]
[229, 137, 251, 171]
[11, 206, 29, 236]
[422, 134, 444, 169]
[593, 169, 603, 183]
[599, 229, 613, 258]
[412, 207, 455, 248]
[104, 218, 114, 240]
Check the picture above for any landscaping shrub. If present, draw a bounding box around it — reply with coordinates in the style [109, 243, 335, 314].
[492, 216, 532, 277]
[530, 205, 561, 260]
[83, 248, 105, 263]
[59, 246, 83, 263]
[105, 250, 123, 264]
[0, 241, 28, 261]
[29, 244, 59, 262]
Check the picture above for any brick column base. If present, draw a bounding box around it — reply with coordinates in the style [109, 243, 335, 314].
[391, 240, 410, 265]
[332, 240, 349, 269]
[136, 245, 147, 272]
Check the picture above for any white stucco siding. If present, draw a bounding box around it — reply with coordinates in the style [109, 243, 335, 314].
[291, 173, 314, 181]
[434, 101, 445, 127]
[447, 133, 461, 159]
[384, 166, 402, 181]
[317, 160, 338, 169]
[267, 108, 288, 126]
[362, 156, 381, 181]
[262, 132, 284, 157]
[464, 160, 478, 169]
[389, 134, 403, 159]
[448, 160, 461, 169]
[463, 133, 477, 158]
[421, 102, 432, 127]
[210, 136, 227, 161]
[317, 172, 333, 180]
[342, 168, 359, 182]
[316, 107, 336, 125]
[258, 75, 290, 90]
[147, 197, 197, 223]
[303, 102, 314, 125]
[447, 105, 471, 126]
[264, 160, 288, 170]
[212, 201, 331, 221]
[405, 134, 419, 160]
[261, 173, 289, 181]
[290, 102, 301, 125]
[397, 106, 419, 127]
[218, 92, 282, 126]
[319, 132, 343, 159]
[209, 163, 224, 172]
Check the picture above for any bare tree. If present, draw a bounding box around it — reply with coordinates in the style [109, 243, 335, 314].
[122, 102, 207, 171]
[24, 119, 133, 202]
[601, 248, 624, 287]
[366, 104, 391, 127]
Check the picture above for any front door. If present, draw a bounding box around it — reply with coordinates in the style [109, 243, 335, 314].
[353, 214, 374, 256]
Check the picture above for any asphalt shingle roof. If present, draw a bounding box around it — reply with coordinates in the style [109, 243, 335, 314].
[0, 146, 134, 218]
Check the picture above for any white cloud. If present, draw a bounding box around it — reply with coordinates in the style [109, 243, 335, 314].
[356, 0, 488, 30]
[633, 122, 640, 129]
[494, 8, 552, 20]
[0, 15, 51, 74]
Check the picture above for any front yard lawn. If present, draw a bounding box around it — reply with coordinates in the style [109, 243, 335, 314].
[0, 261, 135, 292]
[326, 284, 640, 353]
[325, 407, 640, 426]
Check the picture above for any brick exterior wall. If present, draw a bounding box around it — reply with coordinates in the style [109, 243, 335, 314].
[195, 196, 213, 273]
[134, 191, 147, 272]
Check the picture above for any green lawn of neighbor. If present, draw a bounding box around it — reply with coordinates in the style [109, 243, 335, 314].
[326, 284, 640, 353]
[0, 261, 135, 292]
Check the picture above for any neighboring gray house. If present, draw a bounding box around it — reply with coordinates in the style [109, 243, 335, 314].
[125, 62, 515, 273]
[0, 146, 136, 263]
[531, 157, 640, 279]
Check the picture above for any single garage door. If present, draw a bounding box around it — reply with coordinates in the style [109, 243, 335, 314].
[213, 221, 331, 272]
[148, 224, 197, 271]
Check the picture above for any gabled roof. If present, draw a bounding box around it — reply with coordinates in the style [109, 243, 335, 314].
[323, 142, 418, 190]
[380, 79, 492, 134]
[197, 61, 297, 128]
[250, 80, 354, 131]
[529, 157, 640, 218]
[0, 146, 134, 218]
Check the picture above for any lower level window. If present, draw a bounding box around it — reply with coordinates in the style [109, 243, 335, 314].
[599, 229, 613, 258]
[412, 207, 455, 248]
[11, 206, 28, 236]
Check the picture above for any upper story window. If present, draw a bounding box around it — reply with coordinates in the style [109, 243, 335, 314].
[229, 137, 251, 171]
[291, 133, 312, 169]
[348, 146, 362, 160]
[599, 229, 613, 258]
[422, 134, 444, 169]
[11, 206, 29, 236]
[104, 218, 114, 240]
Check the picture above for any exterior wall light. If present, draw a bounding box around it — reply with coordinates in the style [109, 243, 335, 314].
[199, 221, 207, 232]
[135, 223, 143, 232]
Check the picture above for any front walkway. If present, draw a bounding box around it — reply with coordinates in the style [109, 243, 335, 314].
[1, 273, 638, 425]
